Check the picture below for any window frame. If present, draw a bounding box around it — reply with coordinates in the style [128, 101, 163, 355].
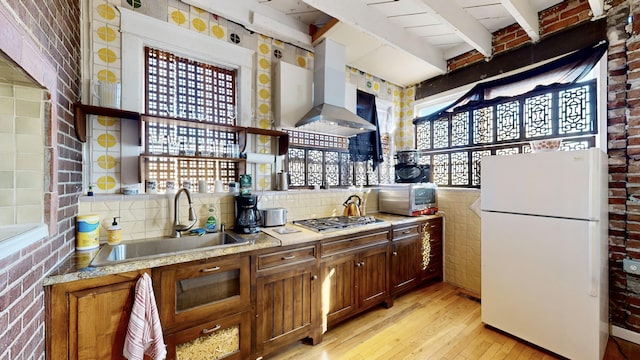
[415, 79, 598, 188]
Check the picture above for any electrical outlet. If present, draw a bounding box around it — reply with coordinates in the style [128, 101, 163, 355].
[623, 258, 640, 275]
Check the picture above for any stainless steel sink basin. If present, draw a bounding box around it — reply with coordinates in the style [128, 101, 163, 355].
[89, 232, 250, 267]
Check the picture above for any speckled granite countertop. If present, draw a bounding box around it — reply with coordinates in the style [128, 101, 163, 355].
[44, 212, 442, 286]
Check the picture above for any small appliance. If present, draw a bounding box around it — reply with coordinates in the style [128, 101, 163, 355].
[234, 195, 261, 234]
[394, 164, 431, 183]
[378, 183, 438, 216]
[260, 208, 287, 227]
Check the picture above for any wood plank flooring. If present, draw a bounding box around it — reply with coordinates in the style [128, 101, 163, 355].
[267, 282, 640, 360]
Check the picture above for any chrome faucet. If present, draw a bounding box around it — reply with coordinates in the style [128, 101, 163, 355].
[173, 188, 197, 237]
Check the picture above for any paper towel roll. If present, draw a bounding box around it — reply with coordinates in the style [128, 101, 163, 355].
[246, 152, 276, 164]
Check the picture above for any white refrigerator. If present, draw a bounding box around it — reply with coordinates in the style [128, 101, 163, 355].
[480, 148, 608, 360]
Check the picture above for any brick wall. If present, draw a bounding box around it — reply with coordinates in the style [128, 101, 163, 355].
[448, 0, 593, 72]
[0, 1, 82, 359]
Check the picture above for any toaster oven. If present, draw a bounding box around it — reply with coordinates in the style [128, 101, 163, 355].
[378, 183, 438, 216]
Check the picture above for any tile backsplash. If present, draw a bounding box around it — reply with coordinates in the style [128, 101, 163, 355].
[78, 189, 379, 242]
[0, 83, 45, 226]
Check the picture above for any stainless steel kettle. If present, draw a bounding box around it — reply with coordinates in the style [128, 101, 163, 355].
[276, 171, 289, 191]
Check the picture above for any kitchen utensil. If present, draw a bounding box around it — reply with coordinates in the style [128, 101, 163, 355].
[260, 207, 287, 227]
[360, 189, 371, 216]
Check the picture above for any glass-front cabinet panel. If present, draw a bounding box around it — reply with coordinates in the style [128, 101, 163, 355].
[176, 269, 240, 312]
[153, 255, 250, 332]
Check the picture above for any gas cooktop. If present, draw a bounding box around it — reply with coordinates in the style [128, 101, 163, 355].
[293, 216, 381, 232]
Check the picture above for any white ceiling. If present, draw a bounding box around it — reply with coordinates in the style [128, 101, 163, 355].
[184, 0, 606, 86]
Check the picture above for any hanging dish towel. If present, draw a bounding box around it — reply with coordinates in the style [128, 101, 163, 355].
[123, 273, 167, 360]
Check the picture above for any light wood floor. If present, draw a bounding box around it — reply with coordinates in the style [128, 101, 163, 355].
[267, 282, 639, 360]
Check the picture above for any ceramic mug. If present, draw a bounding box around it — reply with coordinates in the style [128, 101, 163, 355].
[92, 81, 121, 108]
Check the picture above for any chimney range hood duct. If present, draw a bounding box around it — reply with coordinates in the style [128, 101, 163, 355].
[295, 39, 376, 137]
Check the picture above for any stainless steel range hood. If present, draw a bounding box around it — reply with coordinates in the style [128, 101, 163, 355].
[295, 39, 376, 137]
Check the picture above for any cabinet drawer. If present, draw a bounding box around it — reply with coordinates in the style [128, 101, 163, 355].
[392, 224, 419, 240]
[165, 311, 251, 360]
[422, 218, 443, 233]
[257, 245, 316, 271]
[321, 230, 389, 257]
[153, 255, 250, 331]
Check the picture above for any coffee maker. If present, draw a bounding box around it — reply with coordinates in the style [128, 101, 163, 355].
[234, 195, 261, 234]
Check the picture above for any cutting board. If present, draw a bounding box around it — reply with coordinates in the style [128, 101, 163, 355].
[260, 225, 323, 246]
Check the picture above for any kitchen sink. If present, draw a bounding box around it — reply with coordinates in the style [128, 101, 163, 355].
[88, 231, 250, 267]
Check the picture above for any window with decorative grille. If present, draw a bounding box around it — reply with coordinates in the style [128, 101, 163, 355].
[415, 80, 597, 188]
[143, 47, 239, 190]
[286, 130, 390, 188]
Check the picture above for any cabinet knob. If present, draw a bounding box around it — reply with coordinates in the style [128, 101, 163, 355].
[311, 275, 318, 280]
[392, 251, 398, 256]
[282, 255, 296, 260]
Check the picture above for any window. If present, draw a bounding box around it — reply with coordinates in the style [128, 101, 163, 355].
[286, 130, 389, 188]
[143, 47, 240, 189]
[415, 80, 597, 187]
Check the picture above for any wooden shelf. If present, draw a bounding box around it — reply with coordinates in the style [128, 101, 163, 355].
[74, 103, 289, 155]
[74, 103, 140, 142]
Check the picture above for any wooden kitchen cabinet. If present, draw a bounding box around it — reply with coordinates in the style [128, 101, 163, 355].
[46, 269, 149, 360]
[254, 245, 321, 358]
[419, 217, 444, 283]
[319, 229, 390, 329]
[390, 223, 422, 296]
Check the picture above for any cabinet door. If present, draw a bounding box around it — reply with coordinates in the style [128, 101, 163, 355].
[390, 236, 421, 295]
[420, 218, 443, 282]
[47, 270, 147, 360]
[164, 311, 251, 360]
[255, 264, 319, 356]
[320, 252, 357, 328]
[153, 255, 250, 332]
[357, 245, 388, 310]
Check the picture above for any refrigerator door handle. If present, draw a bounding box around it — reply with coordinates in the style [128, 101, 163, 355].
[587, 221, 598, 297]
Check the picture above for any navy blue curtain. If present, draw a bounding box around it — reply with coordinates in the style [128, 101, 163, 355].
[414, 41, 608, 125]
[349, 90, 383, 169]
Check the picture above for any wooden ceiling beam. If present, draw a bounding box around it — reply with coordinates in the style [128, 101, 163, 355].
[501, 0, 541, 42]
[419, 0, 493, 57]
[302, 0, 447, 74]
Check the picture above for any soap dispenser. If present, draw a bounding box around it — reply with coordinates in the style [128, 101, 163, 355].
[205, 205, 217, 233]
[107, 217, 122, 245]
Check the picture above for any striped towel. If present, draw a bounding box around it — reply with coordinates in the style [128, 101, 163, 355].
[123, 273, 167, 360]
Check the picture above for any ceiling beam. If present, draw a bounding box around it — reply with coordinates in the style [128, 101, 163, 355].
[501, 0, 540, 42]
[302, 0, 447, 74]
[181, 0, 313, 50]
[418, 0, 493, 57]
[588, 0, 605, 17]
